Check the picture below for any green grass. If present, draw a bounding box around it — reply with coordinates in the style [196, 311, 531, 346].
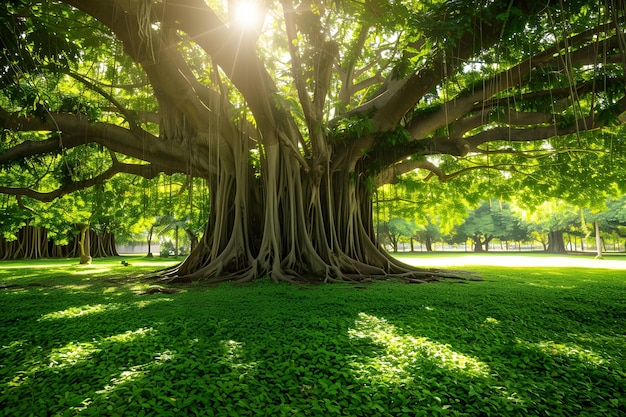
[1, 257, 625, 416]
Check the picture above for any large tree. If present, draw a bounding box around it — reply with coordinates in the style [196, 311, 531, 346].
[1, 0, 625, 282]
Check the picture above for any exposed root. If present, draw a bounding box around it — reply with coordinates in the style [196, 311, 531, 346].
[138, 285, 183, 295]
[151, 256, 481, 286]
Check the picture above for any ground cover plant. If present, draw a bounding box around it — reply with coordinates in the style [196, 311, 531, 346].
[1, 256, 625, 416]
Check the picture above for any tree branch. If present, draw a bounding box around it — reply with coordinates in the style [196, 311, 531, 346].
[0, 107, 211, 176]
[406, 26, 623, 141]
[0, 160, 162, 203]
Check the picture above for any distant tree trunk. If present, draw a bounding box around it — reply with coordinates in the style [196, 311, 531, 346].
[90, 230, 119, 257]
[175, 225, 179, 256]
[473, 236, 485, 252]
[78, 224, 92, 264]
[484, 236, 493, 252]
[546, 231, 567, 254]
[425, 236, 433, 252]
[147, 225, 154, 257]
[595, 221, 603, 258]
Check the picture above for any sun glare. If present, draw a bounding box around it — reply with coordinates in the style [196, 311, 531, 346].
[231, 1, 264, 30]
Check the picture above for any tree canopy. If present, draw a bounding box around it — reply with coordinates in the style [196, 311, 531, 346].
[1, 0, 625, 281]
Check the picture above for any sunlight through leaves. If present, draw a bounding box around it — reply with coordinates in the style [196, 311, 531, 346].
[348, 313, 489, 385]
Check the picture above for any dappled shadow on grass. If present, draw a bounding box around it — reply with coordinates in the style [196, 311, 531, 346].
[1, 269, 625, 416]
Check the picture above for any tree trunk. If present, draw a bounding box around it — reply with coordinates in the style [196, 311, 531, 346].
[425, 236, 433, 252]
[0, 225, 117, 260]
[594, 221, 603, 259]
[473, 236, 485, 252]
[175, 225, 179, 256]
[484, 236, 493, 252]
[78, 224, 92, 264]
[147, 225, 154, 258]
[546, 231, 567, 254]
[160, 142, 455, 284]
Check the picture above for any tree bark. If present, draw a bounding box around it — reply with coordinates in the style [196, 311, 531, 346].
[594, 221, 603, 258]
[158, 147, 458, 284]
[78, 224, 92, 264]
[547, 231, 567, 254]
[147, 225, 154, 258]
[473, 236, 486, 252]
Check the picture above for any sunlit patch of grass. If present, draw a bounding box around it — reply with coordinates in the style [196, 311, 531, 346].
[134, 298, 173, 308]
[39, 303, 122, 320]
[220, 339, 256, 372]
[96, 362, 153, 395]
[349, 312, 489, 384]
[87, 350, 176, 413]
[527, 282, 577, 289]
[71, 268, 113, 275]
[103, 327, 155, 343]
[48, 341, 100, 368]
[516, 338, 607, 365]
[1, 340, 26, 351]
[40, 299, 173, 321]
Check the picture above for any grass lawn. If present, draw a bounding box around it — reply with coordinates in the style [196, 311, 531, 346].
[1, 255, 625, 416]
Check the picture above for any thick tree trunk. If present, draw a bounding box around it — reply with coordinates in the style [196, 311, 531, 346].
[547, 231, 567, 254]
[473, 236, 485, 252]
[160, 141, 460, 284]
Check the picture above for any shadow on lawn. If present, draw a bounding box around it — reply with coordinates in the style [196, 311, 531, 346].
[1, 265, 625, 416]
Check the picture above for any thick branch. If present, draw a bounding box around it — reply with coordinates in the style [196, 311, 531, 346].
[337, 23, 371, 107]
[465, 117, 595, 150]
[0, 108, 210, 176]
[63, 69, 142, 131]
[406, 27, 623, 140]
[0, 161, 162, 203]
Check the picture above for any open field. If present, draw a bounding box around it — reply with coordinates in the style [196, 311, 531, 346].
[1, 255, 625, 416]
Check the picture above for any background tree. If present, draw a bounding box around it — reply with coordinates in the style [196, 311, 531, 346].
[414, 219, 443, 252]
[375, 171, 474, 251]
[450, 200, 525, 252]
[1, 0, 626, 282]
[517, 201, 581, 253]
[378, 218, 417, 253]
[596, 196, 626, 251]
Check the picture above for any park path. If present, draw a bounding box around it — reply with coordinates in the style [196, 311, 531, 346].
[396, 254, 626, 269]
